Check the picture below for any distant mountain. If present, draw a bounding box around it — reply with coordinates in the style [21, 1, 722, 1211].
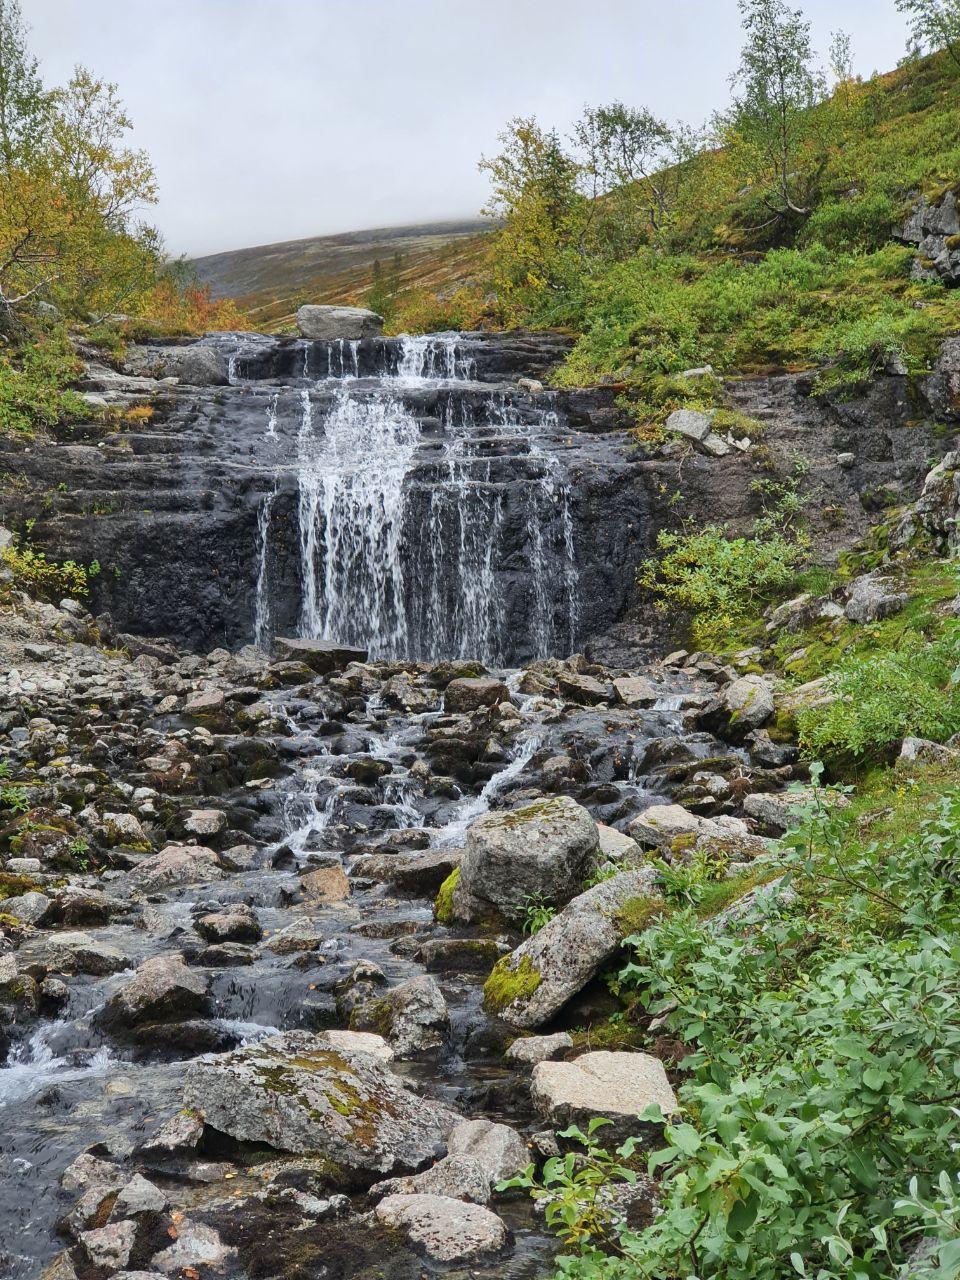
[189, 219, 489, 330]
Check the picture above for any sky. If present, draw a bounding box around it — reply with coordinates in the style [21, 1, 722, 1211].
[26, 0, 911, 258]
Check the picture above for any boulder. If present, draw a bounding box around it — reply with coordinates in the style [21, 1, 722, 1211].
[742, 788, 847, 834]
[182, 1031, 459, 1180]
[452, 795, 600, 923]
[263, 918, 324, 954]
[373, 1194, 508, 1262]
[843, 575, 908, 624]
[195, 905, 261, 944]
[483, 868, 658, 1027]
[300, 864, 350, 903]
[37, 931, 128, 976]
[182, 689, 226, 717]
[354, 974, 449, 1058]
[596, 823, 643, 864]
[612, 675, 660, 707]
[557, 672, 608, 705]
[315, 1029, 394, 1062]
[443, 678, 512, 713]
[99, 954, 210, 1034]
[722, 674, 775, 730]
[2, 889, 54, 926]
[149, 1218, 235, 1275]
[129, 845, 223, 892]
[897, 737, 960, 768]
[628, 804, 749, 851]
[125, 344, 228, 387]
[665, 408, 713, 442]
[80, 1220, 136, 1269]
[182, 809, 228, 839]
[273, 636, 368, 673]
[445, 1117, 529, 1183]
[296, 305, 384, 340]
[531, 1051, 676, 1142]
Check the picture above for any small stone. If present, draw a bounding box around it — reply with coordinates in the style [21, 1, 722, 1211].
[183, 809, 228, 838]
[182, 689, 226, 716]
[80, 1220, 136, 1269]
[300, 864, 350, 903]
[505, 1032, 574, 1066]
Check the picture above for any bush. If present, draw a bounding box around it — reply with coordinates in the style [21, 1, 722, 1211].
[796, 628, 960, 760]
[525, 783, 960, 1279]
[639, 523, 807, 649]
[1, 542, 90, 600]
[802, 192, 899, 252]
[0, 330, 91, 436]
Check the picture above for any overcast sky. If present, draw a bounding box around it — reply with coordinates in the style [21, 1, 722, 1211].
[27, 0, 910, 258]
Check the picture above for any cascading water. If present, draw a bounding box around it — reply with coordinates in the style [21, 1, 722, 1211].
[248, 332, 580, 663]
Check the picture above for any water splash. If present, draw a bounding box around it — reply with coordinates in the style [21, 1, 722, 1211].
[253, 487, 276, 650]
[434, 734, 540, 846]
[0, 1026, 116, 1108]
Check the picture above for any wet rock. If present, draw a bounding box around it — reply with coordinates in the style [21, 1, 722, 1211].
[354, 974, 449, 1058]
[113, 1173, 168, 1216]
[300, 864, 350, 903]
[452, 795, 600, 923]
[505, 1032, 574, 1066]
[296, 304, 383, 340]
[129, 844, 223, 891]
[35, 930, 128, 976]
[843, 574, 908, 624]
[80, 1219, 136, 1269]
[612, 675, 660, 707]
[443, 678, 512, 713]
[352, 848, 462, 897]
[374, 1193, 508, 1262]
[149, 1218, 236, 1275]
[415, 936, 503, 973]
[273, 636, 367, 673]
[263, 918, 325, 954]
[196, 941, 256, 966]
[195, 905, 261, 943]
[447, 1117, 529, 1183]
[370, 1152, 492, 1204]
[557, 672, 608, 705]
[2, 889, 54, 926]
[531, 1051, 676, 1143]
[182, 689, 226, 717]
[140, 1109, 204, 1155]
[99, 954, 210, 1034]
[483, 868, 658, 1028]
[182, 1030, 459, 1180]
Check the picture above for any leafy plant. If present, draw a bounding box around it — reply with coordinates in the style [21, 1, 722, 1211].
[0, 785, 30, 814]
[521, 892, 558, 935]
[1, 540, 90, 600]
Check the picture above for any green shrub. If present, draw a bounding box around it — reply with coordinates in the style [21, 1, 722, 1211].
[639, 523, 807, 649]
[0, 330, 91, 436]
[802, 192, 899, 252]
[1, 542, 91, 601]
[797, 628, 960, 760]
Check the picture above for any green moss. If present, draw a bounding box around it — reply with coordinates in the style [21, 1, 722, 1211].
[614, 895, 666, 938]
[482, 954, 542, 1013]
[0, 871, 40, 900]
[433, 866, 460, 923]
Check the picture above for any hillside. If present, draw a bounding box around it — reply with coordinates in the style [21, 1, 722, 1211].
[189, 219, 491, 330]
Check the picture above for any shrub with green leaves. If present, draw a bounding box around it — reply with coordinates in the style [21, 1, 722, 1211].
[525, 783, 960, 1279]
[797, 627, 960, 760]
[639, 523, 806, 649]
[1, 542, 90, 601]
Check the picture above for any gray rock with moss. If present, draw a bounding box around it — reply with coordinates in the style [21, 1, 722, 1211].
[182, 1030, 459, 1182]
[451, 795, 600, 924]
[483, 867, 658, 1028]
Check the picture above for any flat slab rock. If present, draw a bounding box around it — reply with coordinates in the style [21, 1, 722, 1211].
[532, 1051, 677, 1140]
[374, 1193, 509, 1262]
[182, 1030, 459, 1179]
[273, 636, 368, 673]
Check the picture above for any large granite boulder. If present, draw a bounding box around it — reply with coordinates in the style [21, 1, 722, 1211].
[353, 974, 450, 1059]
[296, 305, 384, 340]
[273, 636, 368, 673]
[182, 1031, 459, 1183]
[483, 868, 658, 1027]
[451, 795, 600, 924]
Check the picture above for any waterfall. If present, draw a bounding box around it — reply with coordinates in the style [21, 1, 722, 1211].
[243, 332, 580, 663]
[253, 487, 275, 650]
